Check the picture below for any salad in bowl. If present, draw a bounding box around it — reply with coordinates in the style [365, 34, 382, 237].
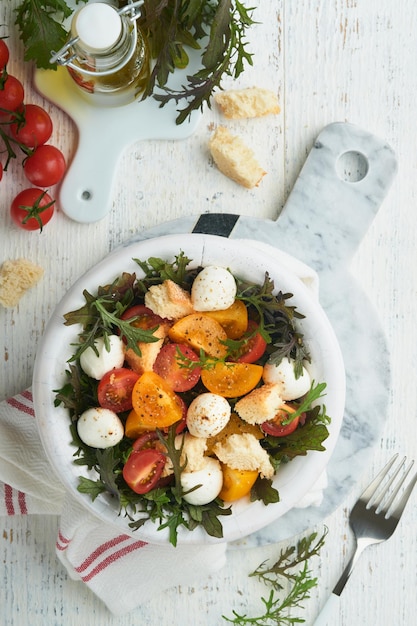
[33, 234, 345, 545]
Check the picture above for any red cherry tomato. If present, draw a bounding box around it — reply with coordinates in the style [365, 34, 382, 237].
[261, 404, 301, 437]
[0, 74, 24, 112]
[121, 304, 166, 328]
[132, 431, 160, 450]
[123, 448, 166, 494]
[10, 104, 53, 148]
[97, 367, 140, 413]
[0, 40, 9, 70]
[0, 162, 3, 181]
[153, 342, 201, 392]
[23, 144, 66, 186]
[234, 320, 267, 364]
[10, 188, 55, 232]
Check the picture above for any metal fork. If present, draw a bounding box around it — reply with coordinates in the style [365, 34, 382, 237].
[314, 454, 417, 625]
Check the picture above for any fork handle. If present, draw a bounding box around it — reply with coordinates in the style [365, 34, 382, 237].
[312, 593, 340, 626]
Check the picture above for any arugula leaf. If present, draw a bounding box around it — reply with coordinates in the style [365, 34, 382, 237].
[223, 530, 327, 625]
[250, 476, 279, 505]
[77, 476, 106, 501]
[14, 0, 81, 69]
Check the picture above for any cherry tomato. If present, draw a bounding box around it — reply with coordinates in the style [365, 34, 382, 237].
[10, 104, 53, 148]
[205, 300, 248, 339]
[0, 40, 9, 71]
[219, 465, 258, 502]
[153, 343, 201, 392]
[169, 313, 228, 359]
[201, 361, 263, 398]
[234, 320, 267, 364]
[132, 431, 160, 450]
[97, 367, 140, 413]
[23, 144, 66, 186]
[10, 188, 55, 232]
[0, 162, 3, 181]
[123, 448, 166, 494]
[0, 74, 24, 112]
[129, 371, 184, 432]
[261, 404, 301, 437]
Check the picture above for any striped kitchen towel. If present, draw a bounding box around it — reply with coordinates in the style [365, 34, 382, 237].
[0, 390, 227, 615]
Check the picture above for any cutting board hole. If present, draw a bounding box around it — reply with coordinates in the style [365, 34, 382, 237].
[81, 190, 92, 200]
[336, 151, 368, 182]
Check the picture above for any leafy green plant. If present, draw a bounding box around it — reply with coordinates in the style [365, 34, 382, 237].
[13, 0, 256, 123]
[223, 530, 327, 625]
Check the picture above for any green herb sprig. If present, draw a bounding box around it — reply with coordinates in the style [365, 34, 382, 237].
[223, 530, 327, 625]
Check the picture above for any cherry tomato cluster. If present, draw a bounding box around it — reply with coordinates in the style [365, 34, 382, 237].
[0, 38, 66, 232]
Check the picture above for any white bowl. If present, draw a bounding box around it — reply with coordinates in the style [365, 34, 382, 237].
[33, 234, 345, 544]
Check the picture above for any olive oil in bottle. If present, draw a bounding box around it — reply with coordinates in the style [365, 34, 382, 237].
[51, 1, 149, 107]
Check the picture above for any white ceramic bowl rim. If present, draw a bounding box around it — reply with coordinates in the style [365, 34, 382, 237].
[33, 233, 346, 545]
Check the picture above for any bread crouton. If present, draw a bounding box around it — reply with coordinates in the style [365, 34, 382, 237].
[213, 433, 274, 479]
[124, 322, 170, 375]
[0, 258, 44, 307]
[145, 279, 194, 321]
[209, 126, 266, 189]
[235, 383, 284, 425]
[214, 87, 280, 119]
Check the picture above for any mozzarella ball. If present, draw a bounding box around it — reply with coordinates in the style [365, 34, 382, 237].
[191, 266, 237, 311]
[181, 457, 223, 505]
[77, 407, 124, 448]
[79, 335, 125, 380]
[262, 357, 311, 400]
[187, 393, 231, 438]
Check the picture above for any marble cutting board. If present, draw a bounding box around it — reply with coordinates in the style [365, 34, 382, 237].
[127, 122, 398, 546]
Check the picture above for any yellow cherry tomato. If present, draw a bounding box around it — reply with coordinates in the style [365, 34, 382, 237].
[204, 300, 248, 339]
[219, 464, 259, 502]
[201, 361, 263, 398]
[168, 313, 228, 358]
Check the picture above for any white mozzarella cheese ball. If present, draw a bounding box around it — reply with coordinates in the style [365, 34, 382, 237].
[187, 393, 231, 437]
[191, 265, 237, 311]
[262, 357, 311, 400]
[77, 407, 124, 448]
[79, 335, 125, 380]
[181, 457, 223, 505]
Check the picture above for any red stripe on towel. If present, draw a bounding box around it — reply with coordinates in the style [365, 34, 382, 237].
[7, 396, 35, 417]
[75, 534, 132, 572]
[17, 489, 27, 514]
[80, 540, 148, 582]
[56, 529, 71, 551]
[4, 484, 15, 515]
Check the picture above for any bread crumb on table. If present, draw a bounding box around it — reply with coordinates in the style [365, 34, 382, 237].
[214, 87, 280, 119]
[0, 258, 44, 308]
[209, 126, 266, 189]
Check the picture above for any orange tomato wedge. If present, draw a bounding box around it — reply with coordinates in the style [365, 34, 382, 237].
[168, 313, 228, 358]
[201, 361, 263, 398]
[126, 371, 183, 437]
[219, 465, 259, 502]
[204, 300, 248, 339]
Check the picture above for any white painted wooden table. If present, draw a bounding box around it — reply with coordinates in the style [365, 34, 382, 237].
[1, 1, 417, 624]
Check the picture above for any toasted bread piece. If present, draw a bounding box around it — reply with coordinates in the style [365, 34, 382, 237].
[215, 87, 280, 119]
[213, 432, 274, 479]
[206, 412, 263, 455]
[235, 383, 283, 425]
[209, 126, 266, 189]
[145, 279, 194, 321]
[124, 322, 170, 375]
[0, 258, 44, 308]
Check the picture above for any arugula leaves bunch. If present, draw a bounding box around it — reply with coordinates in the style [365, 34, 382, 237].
[14, 0, 256, 124]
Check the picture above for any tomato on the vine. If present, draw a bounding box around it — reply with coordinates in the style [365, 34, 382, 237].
[10, 188, 55, 232]
[122, 448, 166, 494]
[0, 74, 24, 112]
[23, 144, 66, 186]
[0, 40, 9, 71]
[11, 104, 53, 148]
[97, 367, 140, 413]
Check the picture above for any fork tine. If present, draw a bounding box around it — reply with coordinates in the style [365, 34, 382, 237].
[378, 458, 414, 515]
[385, 468, 417, 520]
[360, 453, 398, 505]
